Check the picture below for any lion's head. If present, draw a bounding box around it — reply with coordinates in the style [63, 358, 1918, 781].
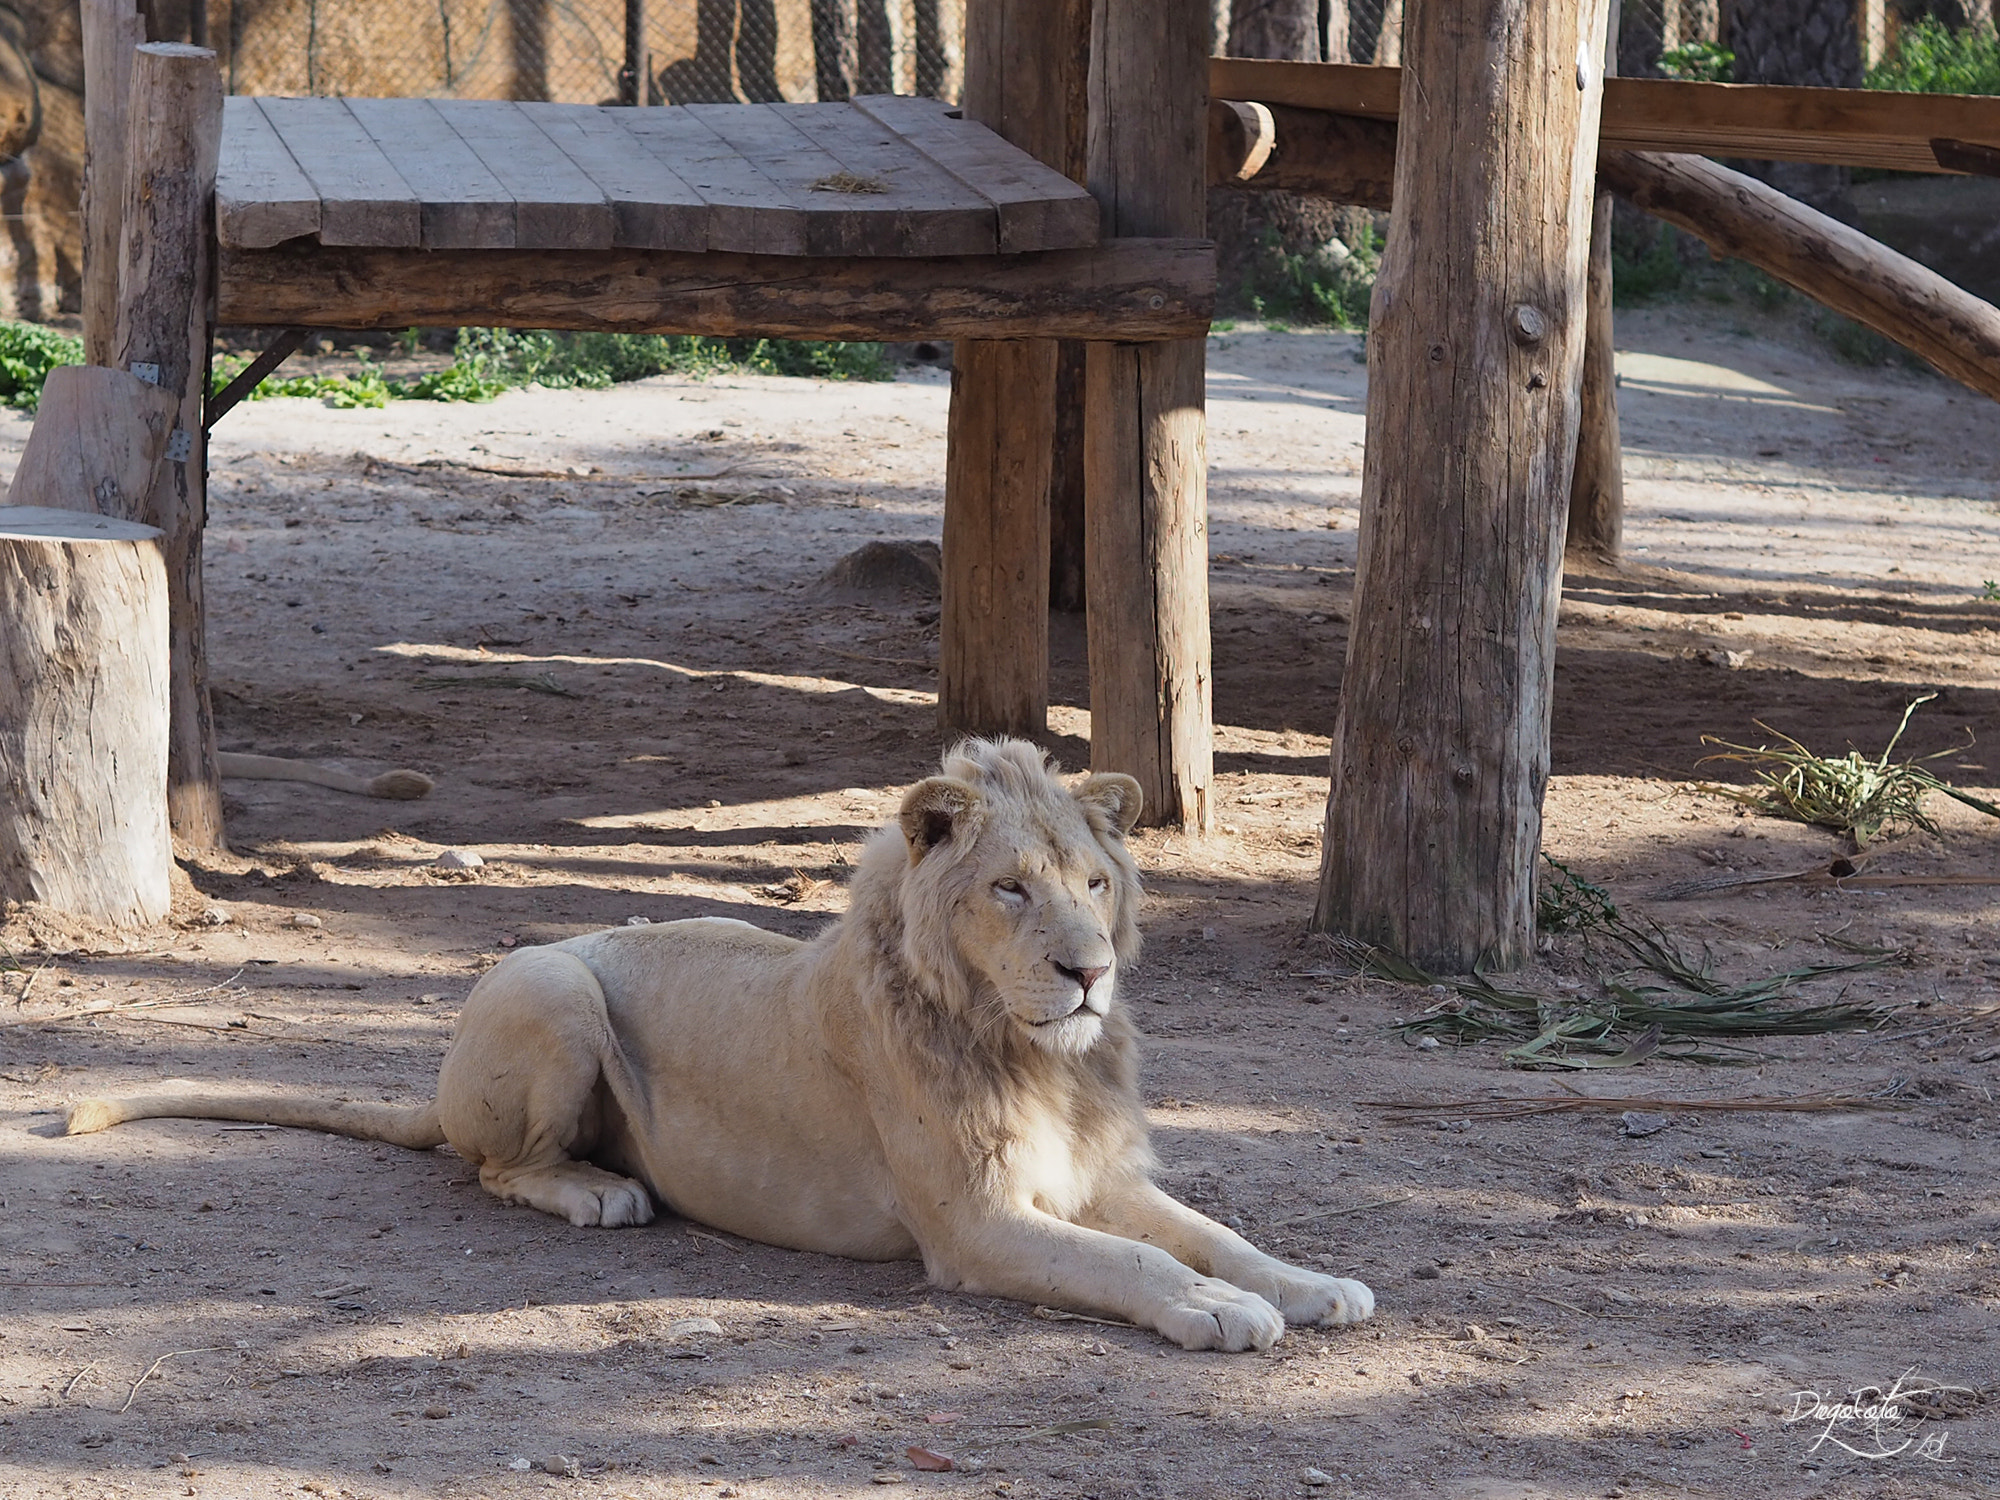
[856, 739, 1144, 1056]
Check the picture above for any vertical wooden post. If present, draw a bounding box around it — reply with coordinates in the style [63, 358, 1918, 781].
[81, 0, 145, 367]
[113, 42, 226, 852]
[621, 0, 650, 103]
[1314, 0, 1611, 971]
[939, 0, 1090, 737]
[1568, 0, 1622, 561]
[1083, 0, 1212, 831]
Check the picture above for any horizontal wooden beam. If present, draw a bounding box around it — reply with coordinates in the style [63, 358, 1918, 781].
[1210, 57, 2000, 175]
[214, 238, 1213, 341]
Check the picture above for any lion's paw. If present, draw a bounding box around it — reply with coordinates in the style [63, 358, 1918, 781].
[1155, 1279, 1285, 1352]
[567, 1177, 655, 1228]
[1239, 1265, 1375, 1326]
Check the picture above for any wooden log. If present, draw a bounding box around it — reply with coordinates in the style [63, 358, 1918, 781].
[1569, 11, 1623, 562]
[1599, 148, 2000, 406]
[1084, 0, 1213, 831]
[1207, 100, 1395, 206]
[215, 239, 1213, 341]
[113, 42, 226, 853]
[4, 367, 180, 518]
[938, 0, 1090, 736]
[1315, 0, 1612, 971]
[0, 507, 172, 927]
[1208, 57, 2000, 174]
[81, 0, 145, 366]
[1567, 190, 1624, 560]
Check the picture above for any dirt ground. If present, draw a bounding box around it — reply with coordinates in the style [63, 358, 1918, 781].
[2, 301, 1997, 1500]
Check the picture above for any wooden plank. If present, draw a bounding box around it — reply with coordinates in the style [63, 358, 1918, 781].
[521, 104, 709, 251]
[215, 239, 1214, 340]
[611, 105, 809, 255]
[852, 94, 1098, 253]
[343, 97, 514, 250]
[685, 102, 915, 256]
[1208, 57, 2000, 175]
[429, 100, 614, 250]
[81, 0, 146, 359]
[778, 102, 996, 256]
[216, 96, 321, 249]
[256, 96, 420, 247]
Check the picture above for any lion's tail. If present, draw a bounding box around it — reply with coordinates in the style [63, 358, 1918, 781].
[65, 1090, 446, 1149]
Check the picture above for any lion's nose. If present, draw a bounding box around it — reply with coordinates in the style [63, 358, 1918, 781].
[1055, 961, 1110, 993]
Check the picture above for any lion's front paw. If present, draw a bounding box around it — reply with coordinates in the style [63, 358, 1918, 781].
[1155, 1279, 1285, 1352]
[1241, 1265, 1375, 1326]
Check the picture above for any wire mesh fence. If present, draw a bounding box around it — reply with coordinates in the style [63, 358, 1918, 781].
[221, 0, 966, 105]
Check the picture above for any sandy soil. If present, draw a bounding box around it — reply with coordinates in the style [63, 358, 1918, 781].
[1, 301, 1997, 1500]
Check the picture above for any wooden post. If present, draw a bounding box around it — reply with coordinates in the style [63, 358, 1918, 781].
[5, 366, 180, 517]
[0, 507, 173, 927]
[939, 0, 1090, 736]
[81, 0, 145, 367]
[1084, 0, 1213, 830]
[1315, 0, 1611, 971]
[1568, 0, 1623, 561]
[113, 42, 226, 852]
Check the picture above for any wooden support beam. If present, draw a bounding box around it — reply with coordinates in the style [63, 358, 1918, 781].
[215, 240, 1212, 341]
[1085, 0, 1213, 832]
[81, 0, 145, 366]
[1599, 149, 2000, 406]
[113, 43, 226, 852]
[1209, 57, 2000, 174]
[1569, 4, 1624, 563]
[939, 0, 1090, 737]
[1315, 0, 1611, 971]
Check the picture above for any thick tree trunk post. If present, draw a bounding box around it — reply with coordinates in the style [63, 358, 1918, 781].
[113, 42, 225, 852]
[1085, 0, 1212, 831]
[0, 507, 172, 927]
[1566, 191, 1624, 560]
[1315, 0, 1611, 971]
[5, 366, 180, 516]
[939, 0, 1090, 736]
[81, 0, 146, 367]
[1568, 0, 1623, 561]
[1048, 340, 1088, 613]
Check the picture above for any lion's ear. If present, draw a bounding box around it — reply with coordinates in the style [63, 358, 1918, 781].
[1073, 773, 1143, 836]
[899, 777, 983, 860]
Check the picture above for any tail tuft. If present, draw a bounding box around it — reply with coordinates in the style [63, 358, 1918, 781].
[367, 769, 435, 800]
[66, 1098, 121, 1135]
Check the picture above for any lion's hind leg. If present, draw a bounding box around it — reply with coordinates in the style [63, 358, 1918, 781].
[436, 947, 655, 1229]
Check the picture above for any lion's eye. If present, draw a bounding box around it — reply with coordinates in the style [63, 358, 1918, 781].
[1087, 875, 1109, 893]
[994, 878, 1026, 898]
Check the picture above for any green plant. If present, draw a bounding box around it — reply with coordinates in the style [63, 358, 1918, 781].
[0, 320, 83, 412]
[1868, 16, 2000, 95]
[1660, 40, 1735, 82]
[1227, 224, 1380, 329]
[1610, 227, 1687, 304]
[1981, 580, 2000, 602]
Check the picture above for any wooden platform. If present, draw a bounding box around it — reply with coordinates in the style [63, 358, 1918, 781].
[218, 95, 1102, 257]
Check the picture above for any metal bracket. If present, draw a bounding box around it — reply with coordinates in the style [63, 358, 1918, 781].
[165, 428, 194, 464]
[130, 361, 161, 385]
[203, 326, 311, 432]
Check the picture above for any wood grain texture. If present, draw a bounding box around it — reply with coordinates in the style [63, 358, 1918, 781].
[1209, 56, 2000, 174]
[1207, 101, 1396, 207]
[215, 96, 321, 249]
[941, 340, 1055, 736]
[936, 0, 1092, 737]
[81, 0, 145, 363]
[1315, 0, 1612, 971]
[0, 507, 172, 926]
[215, 239, 1214, 340]
[786, 102, 996, 256]
[525, 105, 708, 251]
[434, 100, 615, 250]
[5, 367, 179, 519]
[258, 96, 420, 247]
[852, 94, 1098, 253]
[114, 43, 226, 852]
[1084, 0, 1213, 830]
[344, 98, 516, 250]
[614, 105, 810, 255]
[1599, 148, 2000, 405]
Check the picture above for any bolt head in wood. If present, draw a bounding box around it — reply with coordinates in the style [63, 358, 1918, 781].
[1507, 305, 1547, 346]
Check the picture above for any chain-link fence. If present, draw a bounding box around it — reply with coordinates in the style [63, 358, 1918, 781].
[221, 0, 964, 105]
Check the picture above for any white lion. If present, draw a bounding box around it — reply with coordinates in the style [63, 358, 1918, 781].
[68, 738, 1373, 1351]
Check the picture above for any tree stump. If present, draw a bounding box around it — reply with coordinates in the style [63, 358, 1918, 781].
[0, 506, 172, 927]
